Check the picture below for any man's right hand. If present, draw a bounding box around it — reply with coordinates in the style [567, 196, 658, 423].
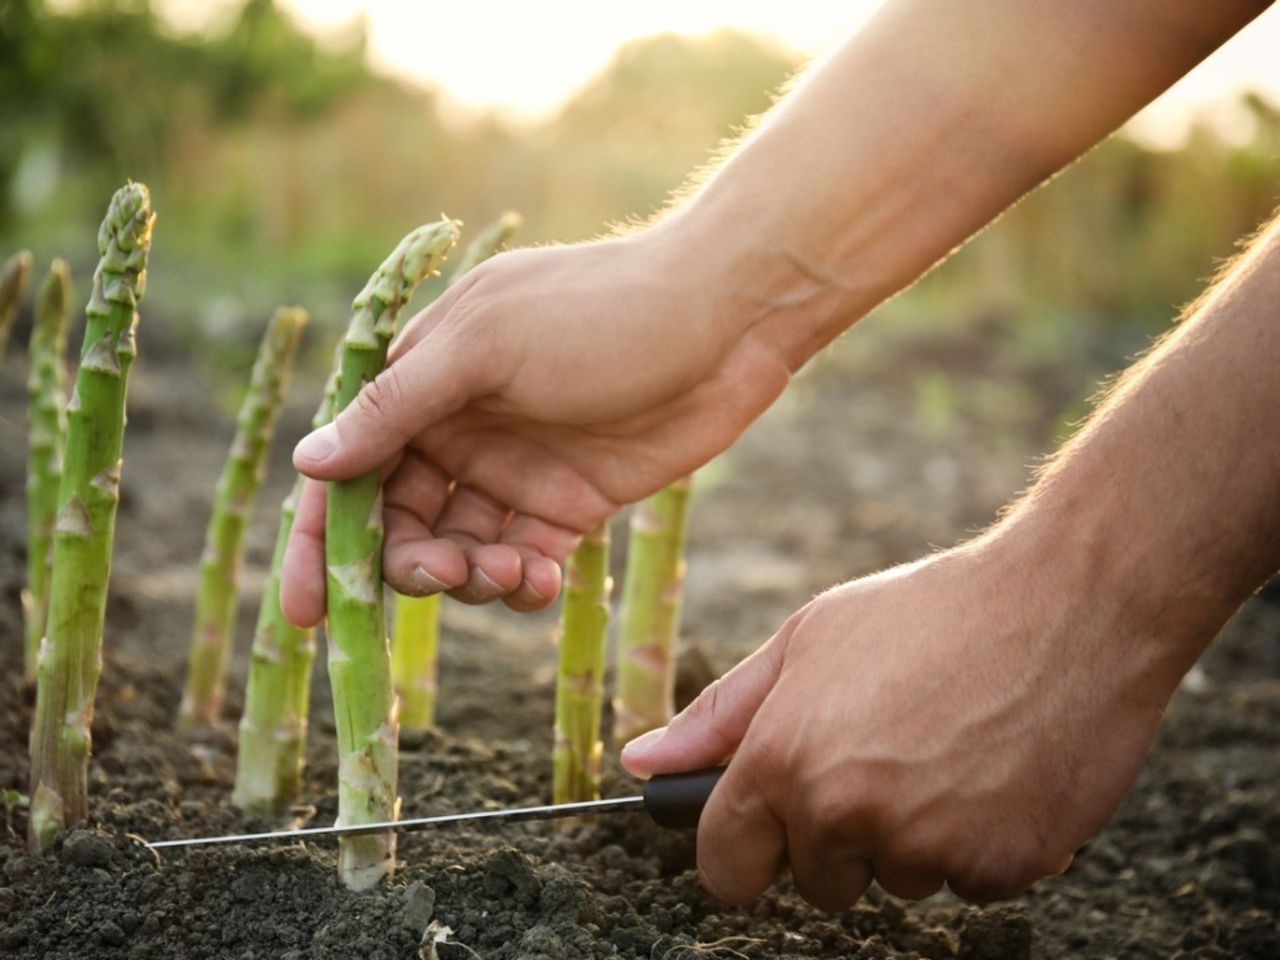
[280, 223, 795, 625]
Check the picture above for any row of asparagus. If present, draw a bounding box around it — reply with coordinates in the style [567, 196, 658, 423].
[9, 184, 695, 891]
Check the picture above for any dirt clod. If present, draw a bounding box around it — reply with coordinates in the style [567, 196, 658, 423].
[60, 829, 116, 868]
[958, 904, 1032, 960]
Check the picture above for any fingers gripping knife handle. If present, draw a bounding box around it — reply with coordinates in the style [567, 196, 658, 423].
[643, 767, 726, 829]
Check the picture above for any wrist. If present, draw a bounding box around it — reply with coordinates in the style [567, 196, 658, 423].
[650, 192, 866, 373]
[988, 490, 1222, 699]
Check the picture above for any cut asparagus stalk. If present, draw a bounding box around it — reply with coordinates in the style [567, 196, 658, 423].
[28, 184, 155, 851]
[233, 354, 339, 816]
[179, 307, 308, 727]
[553, 520, 612, 803]
[327, 219, 459, 890]
[390, 210, 521, 731]
[22, 260, 72, 680]
[613, 477, 693, 743]
[0, 249, 33, 359]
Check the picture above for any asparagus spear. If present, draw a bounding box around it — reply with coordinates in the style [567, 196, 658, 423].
[390, 593, 440, 731]
[553, 520, 612, 803]
[328, 220, 459, 890]
[447, 211, 522, 281]
[390, 210, 521, 731]
[21, 260, 72, 679]
[0, 249, 33, 359]
[233, 354, 339, 816]
[613, 477, 693, 743]
[179, 307, 308, 727]
[28, 184, 155, 851]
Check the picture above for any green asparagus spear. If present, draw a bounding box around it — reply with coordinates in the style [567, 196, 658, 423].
[553, 520, 612, 803]
[328, 220, 459, 890]
[0, 249, 33, 359]
[447, 211, 522, 281]
[179, 307, 308, 727]
[233, 355, 339, 816]
[28, 184, 155, 850]
[613, 477, 693, 743]
[390, 593, 440, 731]
[390, 210, 521, 731]
[22, 260, 72, 680]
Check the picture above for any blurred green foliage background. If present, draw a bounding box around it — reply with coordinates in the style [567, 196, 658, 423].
[2, 0, 1278, 421]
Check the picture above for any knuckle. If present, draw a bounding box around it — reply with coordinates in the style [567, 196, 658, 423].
[806, 790, 856, 844]
[354, 379, 392, 420]
[948, 843, 1042, 904]
[677, 678, 733, 743]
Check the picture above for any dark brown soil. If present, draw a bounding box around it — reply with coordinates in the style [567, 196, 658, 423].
[1, 325, 1277, 959]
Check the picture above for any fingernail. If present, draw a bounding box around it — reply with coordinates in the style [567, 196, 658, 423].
[472, 568, 503, 596]
[516, 578, 545, 603]
[621, 726, 668, 761]
[410, 565, 448, 595]
[295, 423, 338, 465]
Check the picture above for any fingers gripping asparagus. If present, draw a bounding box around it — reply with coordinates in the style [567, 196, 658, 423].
[327, 220, 459, 890]
[22, 260, 72, 679]
[391, 210, 522, 731]
[28, 184, 155, 851]
[179, 307, 308, 727]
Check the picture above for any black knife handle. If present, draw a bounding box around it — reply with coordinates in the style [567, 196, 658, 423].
[642, 767, 726, 829]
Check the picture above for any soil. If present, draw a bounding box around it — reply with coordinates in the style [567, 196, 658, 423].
[1, 322, 1277, 959]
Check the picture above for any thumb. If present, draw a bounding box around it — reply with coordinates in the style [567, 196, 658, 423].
[293, 333, 479, 481]
[621, 618, 794, 777]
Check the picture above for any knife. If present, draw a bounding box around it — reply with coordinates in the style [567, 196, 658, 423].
[146, 767, 725, 849]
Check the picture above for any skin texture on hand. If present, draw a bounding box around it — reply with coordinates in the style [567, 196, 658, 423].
[281, 230, 794, 625]
[621, 539, 1175, 908]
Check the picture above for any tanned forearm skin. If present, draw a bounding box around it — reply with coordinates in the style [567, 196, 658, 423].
[672, 0, 1272, 369]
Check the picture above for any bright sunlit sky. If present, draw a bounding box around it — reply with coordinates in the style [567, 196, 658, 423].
[158, 0, 1280, 146]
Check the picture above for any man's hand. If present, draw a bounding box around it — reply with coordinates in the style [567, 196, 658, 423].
[281, 226, 794, 624]
[627, 201, 1280, 910]
[278, 0, 1263, 627]
[622, 533, 1184, 909]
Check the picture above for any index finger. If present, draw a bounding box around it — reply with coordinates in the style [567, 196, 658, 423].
[280, 477, 328, 628]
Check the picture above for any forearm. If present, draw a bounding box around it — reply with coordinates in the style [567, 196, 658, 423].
[1000, 211, 1280, 686]
[663, 0, 1268, 368]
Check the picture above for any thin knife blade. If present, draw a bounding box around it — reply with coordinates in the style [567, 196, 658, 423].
[146, 795, 646, 849]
